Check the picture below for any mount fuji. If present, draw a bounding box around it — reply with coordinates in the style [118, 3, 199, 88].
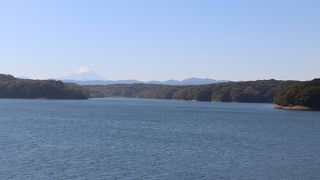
[59, 67, 142, 85]
[60, 67, 106, 81]
[60, 67, 228, 85]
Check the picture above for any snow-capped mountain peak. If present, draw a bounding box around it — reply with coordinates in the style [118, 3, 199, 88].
[76, 66, 90, 75]
[60, 67, 106, 81]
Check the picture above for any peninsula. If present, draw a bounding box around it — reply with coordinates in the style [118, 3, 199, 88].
[0, 74, 88, 99]
[274, 78, 320, 110]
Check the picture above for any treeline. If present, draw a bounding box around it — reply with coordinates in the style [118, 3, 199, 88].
[3, 72, 317, 107]
[274, 78, 320, 109]
[0, 74, 88, 99]
[83, 84, 183, 100]
[83, 79, 297, 103]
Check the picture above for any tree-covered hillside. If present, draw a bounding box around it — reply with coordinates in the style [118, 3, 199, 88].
[83, 80, 297, 103]
[0, 74, 88, 99]
[274, 79, 320, 109]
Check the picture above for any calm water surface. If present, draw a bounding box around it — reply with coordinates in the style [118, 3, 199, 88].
[0, 98, 319, 180]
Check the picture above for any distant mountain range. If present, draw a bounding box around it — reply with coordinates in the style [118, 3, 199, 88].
[146, 78, 227, 86]
[62, 79, 142, 85]
[59, 67, 228, 85]
[63, 78, 227, 86]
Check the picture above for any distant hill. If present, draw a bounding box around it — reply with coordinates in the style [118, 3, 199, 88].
[63, 79, 143, 85]
[64, 77, 227, 86]
[146, 78, 227, 85]
[0, 74, 88, 99]
[60, 67, 227, 86]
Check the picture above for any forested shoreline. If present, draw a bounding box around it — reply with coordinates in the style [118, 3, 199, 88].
[83, 79, 320, 109]
[1, 73, 319, 109]
[274, 79, 320, 110]
[82, 80, 294, 102]
[0, 74, 88, 99]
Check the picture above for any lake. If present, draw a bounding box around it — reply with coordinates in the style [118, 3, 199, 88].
[0, 98, 319, 180]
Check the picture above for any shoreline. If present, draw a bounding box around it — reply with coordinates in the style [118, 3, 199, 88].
[273, 104, 312, 111]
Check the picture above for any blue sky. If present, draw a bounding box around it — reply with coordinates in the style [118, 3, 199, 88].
[0, 0, 319, 81]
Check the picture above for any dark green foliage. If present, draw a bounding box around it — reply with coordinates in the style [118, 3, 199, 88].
[84, 80, 297, 103]
[0, 74, 15, 81]
[0, 74, 88, 99]
[274, 79, 320, 108]
[84, 84, 182, 99]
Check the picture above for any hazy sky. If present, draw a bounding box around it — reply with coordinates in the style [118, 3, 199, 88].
[0, 0, 319, 81]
